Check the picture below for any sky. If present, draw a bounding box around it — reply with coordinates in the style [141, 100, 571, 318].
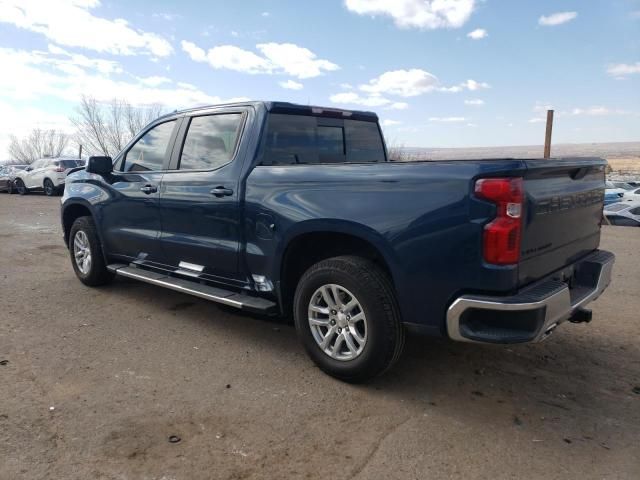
[0, 0, 639, 158]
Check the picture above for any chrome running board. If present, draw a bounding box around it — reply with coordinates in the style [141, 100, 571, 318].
[107, 264, 277, 314]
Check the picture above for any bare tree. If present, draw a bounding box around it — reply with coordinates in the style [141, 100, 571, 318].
[386, 142, 431, 162]
[8, 129, 70, 164]
[71, 95, 165, 158]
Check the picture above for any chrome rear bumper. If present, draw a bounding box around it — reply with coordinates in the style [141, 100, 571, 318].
[446, 250, 615, 344]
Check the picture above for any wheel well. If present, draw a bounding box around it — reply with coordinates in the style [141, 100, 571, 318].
[280, 232, 394, 314]
[62, 204, 92, 246]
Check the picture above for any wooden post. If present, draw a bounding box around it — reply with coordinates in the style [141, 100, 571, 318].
[543, 110, 554, 159]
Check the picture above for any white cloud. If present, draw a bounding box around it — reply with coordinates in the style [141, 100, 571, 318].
[389, 102, 409, 110]
[181, 41, 339, 79]
[607, 62, 640, 78]
[538, 11, 578, 26]
[467, 28, 487, 39]
[0, 46, 246, 108]
[138, 75, 172, 87]
[257, 43, 339, 78]
[429, 116, 467, 122]
[181, 40, 207, 62]
[345, 0, 476, 30]
[360, 69, 439, 97]
[569, 106, 629, 116]
[340, 83, 354, 89]
[152, 13, 181, 21]
[439, 79, 490, 92]
[529, 117, 546, 123]
[261, 11, 270, 17]
[279, 79, 303, 90]
[466, 123, 478, 127]
[329, 92, 392, 107]
[464, 99, 484, 106]
[382, 119, 402, 126]
[0, 0, 173, 56]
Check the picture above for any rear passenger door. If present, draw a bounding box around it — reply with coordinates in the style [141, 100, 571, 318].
[158, 109, 248, 283]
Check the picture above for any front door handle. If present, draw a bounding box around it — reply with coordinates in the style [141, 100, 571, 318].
[140, 184, 157, 194]
[210, 186, 233, 197]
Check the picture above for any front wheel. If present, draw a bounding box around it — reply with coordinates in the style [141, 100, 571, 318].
[69, 216, 114, 286]
[15, 179, 27, 195]
[293, 255, 405, 383]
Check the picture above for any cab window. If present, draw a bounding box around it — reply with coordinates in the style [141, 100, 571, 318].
[179, 114, 243, 170]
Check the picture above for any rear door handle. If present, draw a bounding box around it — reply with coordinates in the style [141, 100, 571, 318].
[210, 186, 234, 197]
[140, 184, 157, 194]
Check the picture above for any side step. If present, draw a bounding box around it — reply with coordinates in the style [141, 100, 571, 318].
[107, 264, 277, 314]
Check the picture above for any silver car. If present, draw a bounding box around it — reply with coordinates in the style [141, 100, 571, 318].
[604, 201, 640, 227]
[0, 164, 28, 194]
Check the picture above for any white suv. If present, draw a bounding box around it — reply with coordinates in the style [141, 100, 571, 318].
[14, 158, 85, 196]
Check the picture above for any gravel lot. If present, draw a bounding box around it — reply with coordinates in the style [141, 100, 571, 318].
[1, 193, 639, 480]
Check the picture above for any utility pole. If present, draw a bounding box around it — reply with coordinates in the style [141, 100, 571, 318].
[78, 144, 82, 159]
[544, 110, 554, 159]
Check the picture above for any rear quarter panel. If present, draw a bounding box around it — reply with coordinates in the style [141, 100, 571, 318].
[244, 160, 527, 334]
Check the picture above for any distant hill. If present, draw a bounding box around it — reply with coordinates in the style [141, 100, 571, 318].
[398, 141, 640, 162]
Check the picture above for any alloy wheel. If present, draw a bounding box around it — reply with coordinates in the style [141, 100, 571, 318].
[308, 284, 367, 361]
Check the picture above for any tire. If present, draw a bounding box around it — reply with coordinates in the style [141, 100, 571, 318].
[69, 216, 114, 286]
[293, 255, 405, 383]
[8, 181, 15, 194]
[43, 178, 56, 196]
[15, 179, 28, 195]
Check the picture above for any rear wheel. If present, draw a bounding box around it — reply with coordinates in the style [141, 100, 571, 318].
[293, 255, 404, 383]
[7, 181, 15, 194]
[69, 216, 114, 286]
[15, 179, 27, 195]
[43, 178, 55, 196]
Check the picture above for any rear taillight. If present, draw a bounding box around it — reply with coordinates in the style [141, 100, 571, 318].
[54, 166, 64, 172]
[475, 177, 524, 265]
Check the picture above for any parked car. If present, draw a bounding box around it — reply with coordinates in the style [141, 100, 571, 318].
[14, 158, 85, 196]
[0, 164, 27, 193]
[608, 181, 635, 191]
[604, 191, 625, 205]
[622, 186, 640, 202]
[604, 201, 640, 227]
[60, 101, 615, 382]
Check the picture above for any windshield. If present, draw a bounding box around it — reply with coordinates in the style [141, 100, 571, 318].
[613, 182, 634, 190]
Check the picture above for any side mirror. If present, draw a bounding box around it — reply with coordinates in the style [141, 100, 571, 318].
[86, 156, 113, 175]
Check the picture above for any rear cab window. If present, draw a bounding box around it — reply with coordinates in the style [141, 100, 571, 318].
[178, 113, 244, 170]
[258, 113, 386, 166]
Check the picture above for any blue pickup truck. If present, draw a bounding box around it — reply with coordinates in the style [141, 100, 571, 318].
[61, 101, 615, 382]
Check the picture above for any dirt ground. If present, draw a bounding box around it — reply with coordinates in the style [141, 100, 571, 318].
[1, 193, 639, 480]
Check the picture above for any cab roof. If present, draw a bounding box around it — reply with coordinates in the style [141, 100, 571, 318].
[168, 101, 379, 122]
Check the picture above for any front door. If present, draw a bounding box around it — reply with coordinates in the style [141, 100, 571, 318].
[101, 119, 178, 264]
[158, 110, 247, 283]
[24, 159, 43, 189]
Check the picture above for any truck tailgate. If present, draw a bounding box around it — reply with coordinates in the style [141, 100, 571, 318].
[519, 158, 607, 286]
